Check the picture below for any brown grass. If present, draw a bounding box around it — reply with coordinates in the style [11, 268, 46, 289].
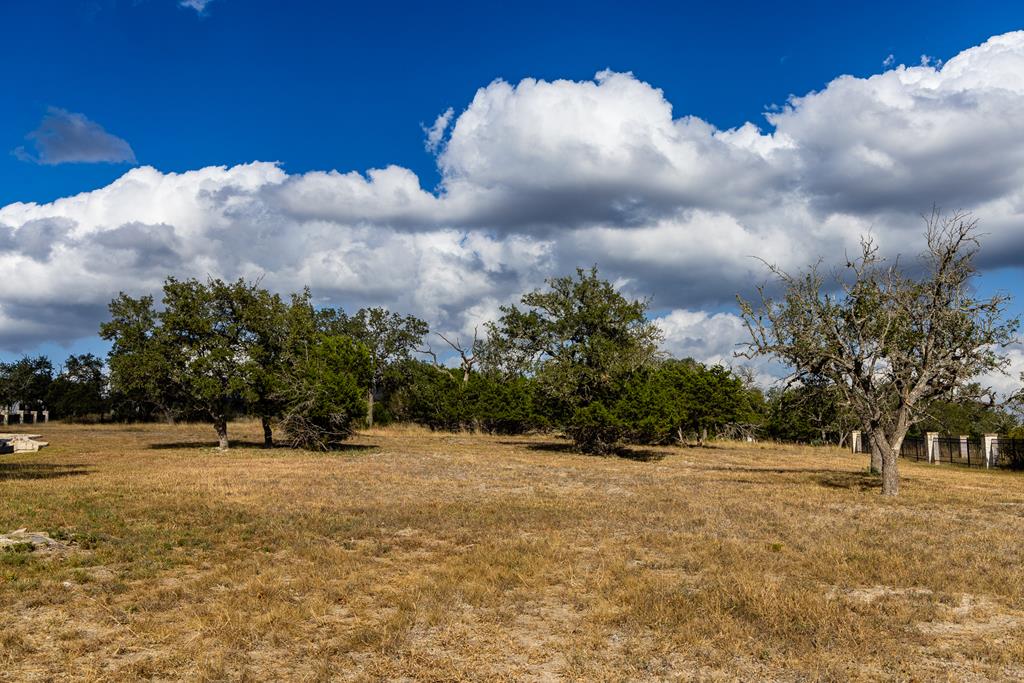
[2, 421, 1024, 681]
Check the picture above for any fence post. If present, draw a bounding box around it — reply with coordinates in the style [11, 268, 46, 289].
[42, 410, 49, 423]
[960, 435, 968, 462]
[927, 432, 939, 464]
[984, 434, 998, 469]
[851, 430, 861, 454]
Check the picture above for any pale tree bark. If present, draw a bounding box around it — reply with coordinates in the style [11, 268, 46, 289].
[439, 328, 479, 383]
[870, 438, 882, 475]
[214, 416, 229, 450]
[881, 446, 900, 496]
[366, 389, 375, 428]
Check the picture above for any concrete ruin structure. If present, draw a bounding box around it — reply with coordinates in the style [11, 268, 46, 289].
[0, 434, 49, 453]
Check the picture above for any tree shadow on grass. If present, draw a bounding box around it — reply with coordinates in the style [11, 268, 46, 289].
[816, 471, 880, 492]
[0, 463, 92, 481]
[694, 465, 880, 491]
[148, 441, 379, 453]
[498, 440, 665, 462]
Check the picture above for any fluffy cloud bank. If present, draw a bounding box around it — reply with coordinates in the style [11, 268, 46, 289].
[3, 32, 1024, 381]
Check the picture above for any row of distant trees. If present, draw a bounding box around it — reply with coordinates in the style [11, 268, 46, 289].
[89, 270, 772, 452]
[5, 340, 1018, 447]
[4, 268, 1019, 455]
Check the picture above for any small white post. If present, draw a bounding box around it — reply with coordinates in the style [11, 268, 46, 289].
[984, 434, 998, 469]
[960, 435, 969, 460]
[1, 410, 6, 426]
[42, 410, 49, 423]
[30, 411, 37, 424]
[17, 411, 24, 424]
[851, 430, 862, 454]
[926, 432, 940, 464]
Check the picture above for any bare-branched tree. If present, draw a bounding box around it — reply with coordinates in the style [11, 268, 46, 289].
[437, 327, 480, 383]
[738, 211, 1018, 496]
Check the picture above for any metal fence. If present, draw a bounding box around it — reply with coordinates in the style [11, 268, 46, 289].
[852, 432, 1016, 470]
[992, 438, 1024, 470]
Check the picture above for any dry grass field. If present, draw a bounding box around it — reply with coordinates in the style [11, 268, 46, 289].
[3, 422, 1024, 681]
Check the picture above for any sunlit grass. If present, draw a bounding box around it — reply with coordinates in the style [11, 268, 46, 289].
[2, 420, 1024, 680]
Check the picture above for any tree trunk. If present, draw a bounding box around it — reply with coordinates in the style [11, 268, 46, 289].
[366, 388, 374, 428]
[261, 416, 273, 448]
[870, 439, 882, 475]
[881, 446, 900, 496]
[214, 417, 229, 450]
[163, 408, 176, 425]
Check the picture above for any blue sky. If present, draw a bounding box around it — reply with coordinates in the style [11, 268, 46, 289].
[2, 1, 1023, 387]
[4, 0, 1019, 206]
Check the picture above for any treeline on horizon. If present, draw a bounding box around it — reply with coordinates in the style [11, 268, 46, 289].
[1, 268, 1021, 450]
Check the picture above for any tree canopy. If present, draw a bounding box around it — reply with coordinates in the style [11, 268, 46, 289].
[486, 267, 662, 453]
[739, 212, 1019, 495]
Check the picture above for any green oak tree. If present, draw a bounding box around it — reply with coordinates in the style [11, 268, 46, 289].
[487, 267, 662, 453]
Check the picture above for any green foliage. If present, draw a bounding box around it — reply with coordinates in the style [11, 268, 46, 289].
[339, 307, 429, 426]
[100, 292, 186, 423]
[612, 369, 685, 445]
[487, 267, 662, 453]
[765, 378, 856, 445]
[101, 278, 378, 450]
[913, 386, 1017, 438]
[385, 361, 543, 434]
[0, 356, 53, 410]
[103, 278, 304, 447]
[277, 334, 371, 450]
[612, 359, 764, 445]
[46, 354, 108, 420]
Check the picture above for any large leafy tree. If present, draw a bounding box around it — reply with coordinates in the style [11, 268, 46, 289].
[740, 212, 1018, 496]
[102, 280, 375, 449]
[662, 359, 755, 445]
[103, 278, 260, 448]
[487, 267, 662, 453]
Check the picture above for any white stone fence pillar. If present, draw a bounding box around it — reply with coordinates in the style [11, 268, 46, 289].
[926, 432, 940, 464]
[851, 430, 862, 454]
[984, 434, 999, 469]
